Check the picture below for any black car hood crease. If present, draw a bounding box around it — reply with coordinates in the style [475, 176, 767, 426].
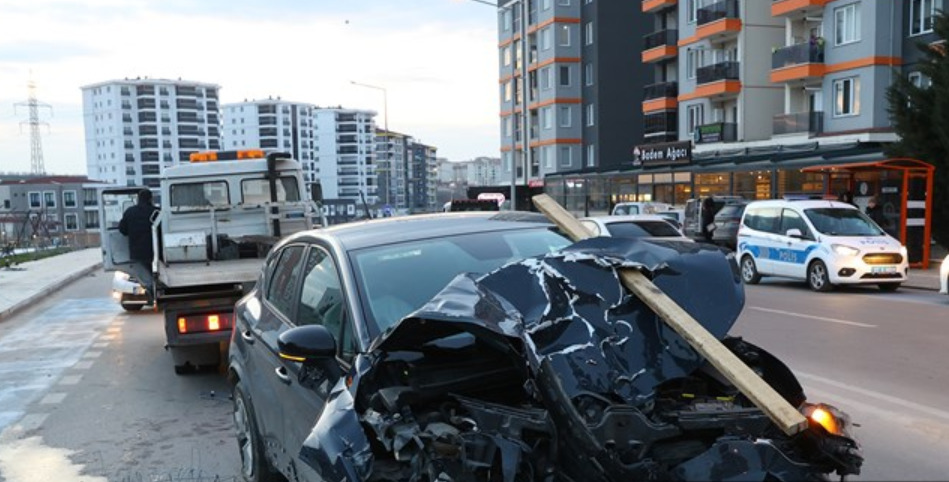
[300, 237, 747, 479]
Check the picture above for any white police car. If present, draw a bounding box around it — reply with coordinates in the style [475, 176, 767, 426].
[736, 199, 908, 292]
[940, 254, 948, 297]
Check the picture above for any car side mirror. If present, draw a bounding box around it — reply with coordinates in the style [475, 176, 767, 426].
[278, 325, 336, 363]
[786, 228, 804, 239]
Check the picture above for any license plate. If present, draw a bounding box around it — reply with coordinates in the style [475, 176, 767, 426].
[871, 266, 897, 274]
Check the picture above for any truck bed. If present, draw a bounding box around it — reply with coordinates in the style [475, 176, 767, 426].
[158, 259, 263, 288]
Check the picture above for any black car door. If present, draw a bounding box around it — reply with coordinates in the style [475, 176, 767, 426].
[280, 244, 357, 480]
[249, 244, 308, 470]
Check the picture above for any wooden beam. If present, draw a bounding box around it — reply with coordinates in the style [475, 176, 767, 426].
[532, 194, 809, 436]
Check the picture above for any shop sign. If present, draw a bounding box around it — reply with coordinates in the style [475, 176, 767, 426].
[697, 123, 723, 143]
[633, 141, 691, 167]
[528, 179, 545, 188]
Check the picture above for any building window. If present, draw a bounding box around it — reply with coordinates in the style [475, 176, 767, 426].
[559, 146, 572, 167]
[504, 151, 513, 172]
[543, 146, 554, 169]
[910, 0, 936, 36]
[504, 81, 512, 102]
[540, 26, 552, 50]
[64, 213, 78, 231]
[687, 0, 698, 23]
[558, 105, 572, 127]
[559, 65, 571, 86]
[586, 144, 595, 167]
[558, 0, 570, 5]
[44, 191, 56, 208]
[502, 9, 512, 31]
[505, 116, 513, 136]
[584, 22, 594, 45]
[542, 0, 551, 10]
[585, 103, 594, 127]
[63, 190, 77, 208]
[540, 66, 553, 89]
[542, 107, 553, 129]
[909, 71, 932, 88]
[558, 25, 571, 46]
[502, 46, 512, 66]
[833, 77, 860, 116]
[687, 50, 697, 80]
[687, 104, 704, 137]
[29, 192, 41, 208]
[584, 63, 593, 86]
[834, 3, 860, 46]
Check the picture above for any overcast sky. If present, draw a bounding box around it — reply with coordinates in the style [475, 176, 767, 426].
[0, 0, 500, 175]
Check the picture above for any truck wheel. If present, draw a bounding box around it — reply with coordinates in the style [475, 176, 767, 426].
[740, 256, 761, 285]
[807, 260, 833, 292]
[233, 384, 281, 482]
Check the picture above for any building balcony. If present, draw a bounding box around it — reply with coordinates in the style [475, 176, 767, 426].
[642, 0, 676, 13]
[643, 82, 678, 112]
[691, 0, 741, 43]
[773, 111, 823, 136]
[695, 122, 737, 144]
[771, 0, 831, 18]
[643, 29, 678, 63]
[698, 0, 739, 25]
[770, 42, 826, 82]
[697, 61, 739, 85]
[644, 111, 678, 137]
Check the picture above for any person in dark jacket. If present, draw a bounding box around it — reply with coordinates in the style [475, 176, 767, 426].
[700, 197, 716, 242]
[866, 196, 887, 230]
[119, 189, 159, 302]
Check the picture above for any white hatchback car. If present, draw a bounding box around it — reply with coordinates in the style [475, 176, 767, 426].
[736, 200, 909, 292]
[580, 215, 692, 241]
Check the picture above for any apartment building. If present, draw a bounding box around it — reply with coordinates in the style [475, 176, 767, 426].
[222, 98, 318, 183]
[81, 78, 222, 197]
[377, 130, 438, 213]
[0, 176, 108, 247]
[496, 0, 647, 206]
[437, 157, 504, 187]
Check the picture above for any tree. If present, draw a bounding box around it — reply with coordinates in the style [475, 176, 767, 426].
[886, 12, 949, 247]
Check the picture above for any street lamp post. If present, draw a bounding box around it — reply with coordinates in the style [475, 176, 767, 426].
[350, 81, 390, 208]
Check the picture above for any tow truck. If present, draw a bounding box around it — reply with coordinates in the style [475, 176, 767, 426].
[99, 150, 322, 373]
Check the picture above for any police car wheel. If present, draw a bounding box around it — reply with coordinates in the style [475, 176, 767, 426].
[807, 260, 833, 292]
[740, 256, 761, 284]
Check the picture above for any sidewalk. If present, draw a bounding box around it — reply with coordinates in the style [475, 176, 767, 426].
[0, 248, 103, 321]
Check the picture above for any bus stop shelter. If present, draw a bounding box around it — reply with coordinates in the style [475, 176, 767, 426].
[803, 158, 934, 269]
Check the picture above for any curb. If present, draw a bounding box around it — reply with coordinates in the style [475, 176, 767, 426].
[0, 263, 103, 321]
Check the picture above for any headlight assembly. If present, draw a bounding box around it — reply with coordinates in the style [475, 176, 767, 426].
[832, 244, 859, 257]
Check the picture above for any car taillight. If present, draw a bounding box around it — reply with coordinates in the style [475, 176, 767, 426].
[177, 313, 233, 334]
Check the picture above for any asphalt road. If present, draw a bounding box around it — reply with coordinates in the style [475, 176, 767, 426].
[734, 280, 949, 481]
[0, 271, 947, 481]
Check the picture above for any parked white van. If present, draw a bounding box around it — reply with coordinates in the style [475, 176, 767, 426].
[736, 199, 908, 292]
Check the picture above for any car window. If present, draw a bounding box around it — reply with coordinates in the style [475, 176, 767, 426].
[351, 228, 571, 333]
[805, 208, 883, 236]
[169, 181, 229, 208]
[296, 247, 354, 358]
[580, 220, 602, 236]
[266, 245, 306, 319]
[606, 221, 680, 238]
[745, 207, 781, 234]
[780, 209, 810, 237]
[716, 205, 744, 218]
[241, 176, 301, 204]
[613, 204, 638, 215]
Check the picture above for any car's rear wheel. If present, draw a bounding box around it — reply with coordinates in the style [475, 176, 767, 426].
[740, 256, 761, 284]
[233, 383, 281, 482]
[878, 283, 901, 292]
[119, 294, 143, 311]
[807, 260, 833, 292]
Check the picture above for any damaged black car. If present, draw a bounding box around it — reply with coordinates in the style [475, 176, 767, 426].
[228, 211, 862, 482]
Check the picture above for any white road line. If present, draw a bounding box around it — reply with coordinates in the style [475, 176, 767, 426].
[106, 327, 121, 333]
[747, 306, 877, 328]
[81, 351, 102, 359]
[798, 371, 949, 423]
[92, 342, 108, 349]
[72, 361, 93, 370]
[99, 334, 116, 341]
[39, 393, 66, 405]
[57, 375, 81, 386]
[11, 414, 47, 433]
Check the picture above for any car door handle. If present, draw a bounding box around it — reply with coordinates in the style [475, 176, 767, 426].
[274, 366, 292, 385]
[240, 330, 255, 344]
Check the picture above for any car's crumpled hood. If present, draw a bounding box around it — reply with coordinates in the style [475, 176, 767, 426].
[371, 236, 743, 407]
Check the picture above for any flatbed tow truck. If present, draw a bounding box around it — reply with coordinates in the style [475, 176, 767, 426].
[99, 150, 321, 373]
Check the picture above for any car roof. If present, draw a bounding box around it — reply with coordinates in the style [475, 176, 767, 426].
[745, 199, 858, 210]
[587, 214, 674, 223]
[282, 211, 556, 251]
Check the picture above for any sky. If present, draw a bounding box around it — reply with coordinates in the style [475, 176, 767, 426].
[0, 0, 501, 175]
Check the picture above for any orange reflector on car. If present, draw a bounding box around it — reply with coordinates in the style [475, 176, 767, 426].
[278, 352, 306, 363]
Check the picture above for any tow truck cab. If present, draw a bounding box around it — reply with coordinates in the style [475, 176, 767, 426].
[99, 150, 322, 373]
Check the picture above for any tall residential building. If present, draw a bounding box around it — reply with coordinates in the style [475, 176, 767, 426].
[378, 130, 438, 213]
[496, 0, 647, 201]
[222, 102, 378, 205]
[81, 78, 222, 195]
[438, 157, 504, 187]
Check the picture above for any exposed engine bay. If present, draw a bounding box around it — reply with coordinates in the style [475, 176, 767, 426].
[300, 238, 862, 481]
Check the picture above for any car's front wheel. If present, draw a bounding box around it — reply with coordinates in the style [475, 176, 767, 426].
[807, 260, 833, 292]
[233, 383, 281, 482]
[740, 256, 761, 284]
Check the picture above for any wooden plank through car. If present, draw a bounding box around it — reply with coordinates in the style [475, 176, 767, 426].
[532, 194, 808, 436]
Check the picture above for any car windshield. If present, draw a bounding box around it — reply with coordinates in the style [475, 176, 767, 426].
[350, 228, 572, 333]
[606, 220, 681, 238]
[716, 205, 744, 218]
[804, 208, 884, 236]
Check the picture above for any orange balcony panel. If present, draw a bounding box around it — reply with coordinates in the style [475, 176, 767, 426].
[771, 0, 832, 17]
[695, 18, 742, 42]
[643, 98, 677, 113]
[642, 0, 677, 13]
[642, 46, 677, 63]
[770, 64, 827, 83]
[678, 81, 741, 102]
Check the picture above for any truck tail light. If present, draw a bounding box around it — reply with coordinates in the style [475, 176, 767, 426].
[177, 313, 233, 334]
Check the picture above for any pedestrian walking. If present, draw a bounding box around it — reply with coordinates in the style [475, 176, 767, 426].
[119, 189, 159, 303]
[700, 197, 715, 242]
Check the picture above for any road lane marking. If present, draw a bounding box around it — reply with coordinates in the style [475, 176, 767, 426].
[747, 306, 877, 328]
[39, 393, 66, 405]
[57, 375, 81, 386]
[99, 334, 116, 341]
[106, 326, 121, 333]
[798, 371, 949, 423]
[73, 361, 93, 370]
[81, 351, 102, 359]
[92, 342, 108, 349]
